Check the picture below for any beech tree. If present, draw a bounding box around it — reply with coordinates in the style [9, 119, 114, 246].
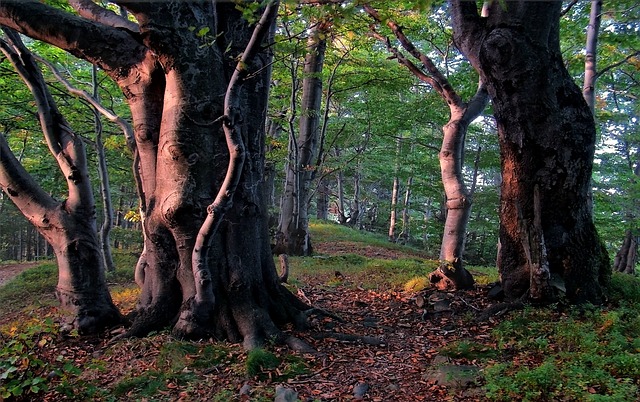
[0, 28, 122, 332]
[0, 0, 313, 349]
[450, 0, 610, 303]
[275, 18, 331, 256]
[366, 4, 485, 289]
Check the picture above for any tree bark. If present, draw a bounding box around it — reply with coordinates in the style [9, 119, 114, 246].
[366, 4, 484, 289]
[583, 0, 602, 115]
[613, 230, 637, 275]
[450, 0, 610, 303]
[0, 29, 122, 333]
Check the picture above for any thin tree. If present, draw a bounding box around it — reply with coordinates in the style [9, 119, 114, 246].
[275, 19, 332, 256]
[366, 4, 486, 289]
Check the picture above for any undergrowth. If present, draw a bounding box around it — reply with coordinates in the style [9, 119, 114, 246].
[480, 272, 640, 402]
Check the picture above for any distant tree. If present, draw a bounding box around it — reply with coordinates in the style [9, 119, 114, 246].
[275, 17, 331, 256]
[450, 0, 610, 303]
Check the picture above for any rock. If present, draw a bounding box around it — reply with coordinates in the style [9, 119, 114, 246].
[274, 385, 298, 402]
[424, 364, 480, 390]
[239, 383, 251, 396]
[353, 382, 369, 399]
[487, 282, 504, 300]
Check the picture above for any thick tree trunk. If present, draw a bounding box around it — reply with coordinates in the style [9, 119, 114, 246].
[0, 0, 311, 348]
[275, 21, 330, 256]
[451, 0, 610, 303]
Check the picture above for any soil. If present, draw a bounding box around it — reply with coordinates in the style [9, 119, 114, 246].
[0, 261, 39, 286]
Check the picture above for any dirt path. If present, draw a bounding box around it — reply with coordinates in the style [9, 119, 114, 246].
[0, 262, 39, 286]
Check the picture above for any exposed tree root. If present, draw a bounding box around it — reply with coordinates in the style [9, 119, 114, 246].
[312, 332, 385, 346]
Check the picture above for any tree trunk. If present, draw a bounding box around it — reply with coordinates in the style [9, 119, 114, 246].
[275, 20, 330, 256]
[0, 29, 121, 333]
[451, 0, 610, 303]
[583, 0, 602, 115]
[398, 175, 412, 244]
[92, 65, 115, 273]
[613, 230, 637, 275]
[0, 1, 311, 349]
[365, 4, 484, 289]
[316, 178, 329, 220]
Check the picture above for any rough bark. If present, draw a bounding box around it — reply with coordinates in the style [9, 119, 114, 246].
[0, 29, 122, 333]
[275, 20, 331, 256]
[450, 0, 610, 303]
[0, 0, 311, 348]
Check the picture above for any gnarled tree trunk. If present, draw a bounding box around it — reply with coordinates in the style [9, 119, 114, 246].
[0, 0, 311, 349]
[451, 0, 610, 303]
[0, 29, 121, 333]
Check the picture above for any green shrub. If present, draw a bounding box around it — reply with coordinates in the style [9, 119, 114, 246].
[0, 318, 80, 400]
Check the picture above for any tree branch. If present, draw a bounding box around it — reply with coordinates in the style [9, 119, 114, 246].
[364, 4, 463, 107]
[595, 50, 640, 80]
[69, 0, 139, 33]
[34, 54, 135, 147]
[0, 0, 145, 74]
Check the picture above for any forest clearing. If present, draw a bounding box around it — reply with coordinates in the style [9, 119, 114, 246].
[1, 222, 640, 401]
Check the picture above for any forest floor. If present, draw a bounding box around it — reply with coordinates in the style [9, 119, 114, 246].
[0, 236, 504, 402]
[5, 224, 636, 401]
[0, 261, 39, 286]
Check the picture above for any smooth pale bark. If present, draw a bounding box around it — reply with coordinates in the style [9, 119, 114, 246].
[91, 66, 116, 273]
[366, 4, 484, 289]
[398, 175, 413, 244]
[583, 0, 602, 114]
[275, 21, 330, 256]
[0, 29, 121, 333]
[0, 1, 311, 348]
[388, 136, 401, 242]
[389, 175, 399, 241]
[451, 0, 610, 303]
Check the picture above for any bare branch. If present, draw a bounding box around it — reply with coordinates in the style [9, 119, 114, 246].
[33, 54, 135, 146]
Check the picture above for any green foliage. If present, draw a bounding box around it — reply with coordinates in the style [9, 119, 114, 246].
[484, 305, 640, 401]
[0, 262, 57, 312]
[245, 348, 280, 378]
[607, 272, 640, 306]
[440, 340, 498, 360]
[0, 318, 80, 400]
[404, 276, 429, 292]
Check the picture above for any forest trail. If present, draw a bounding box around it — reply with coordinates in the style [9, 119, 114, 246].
[0, 261, 39, 287]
